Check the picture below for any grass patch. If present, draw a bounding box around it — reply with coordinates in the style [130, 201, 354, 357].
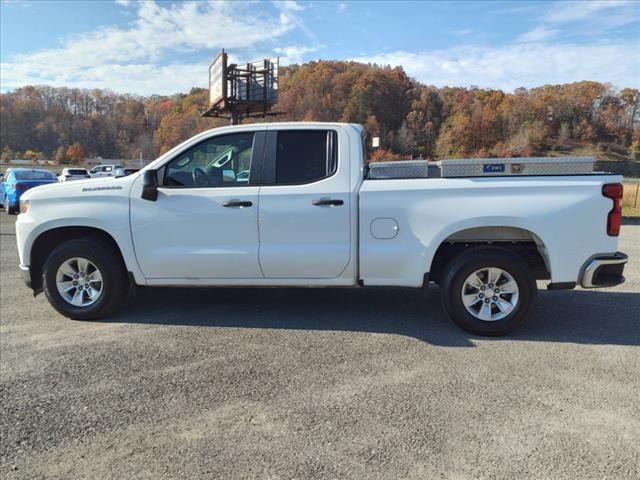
[623, 181, 640, 218]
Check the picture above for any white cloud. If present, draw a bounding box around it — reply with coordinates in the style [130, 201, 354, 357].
[1, 0, 32, 7]
[114, 0, 130, 7]
[0, 0, 297, 95]
[451, 29, 472, 36]
[274, 0, 316, 43]
[274, 45, 319, 64]
[517, 26, 558, 43]
[502, 0, 640, 52]
[544, 0, 638, 24]
[1, 61, 209, 95]
[337, 3, 347, 13]
[274, 0, 305, 12]
[352, 42, 640, 91]
[537, 0, 640, 34]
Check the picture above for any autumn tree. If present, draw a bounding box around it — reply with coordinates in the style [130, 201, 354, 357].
[24, 149, 45, 161]
[66, 143, 86, 163]
[0, 69, 638, 163]
[54, 146, 68, 164]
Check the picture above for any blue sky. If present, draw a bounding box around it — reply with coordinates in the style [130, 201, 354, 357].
[1, 0, 639, 95]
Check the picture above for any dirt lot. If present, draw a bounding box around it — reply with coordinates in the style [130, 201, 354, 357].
[1, 213, 639, 479]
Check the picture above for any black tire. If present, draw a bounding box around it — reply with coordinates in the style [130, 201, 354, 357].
[440, 247, 537, 336]
[42, 238, 127, 320]
[6, 197, 16, 215]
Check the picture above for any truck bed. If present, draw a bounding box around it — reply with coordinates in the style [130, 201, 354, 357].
[358, 174, 621, 287]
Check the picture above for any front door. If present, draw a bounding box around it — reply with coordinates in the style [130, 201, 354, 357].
[131, 131, 264, 280]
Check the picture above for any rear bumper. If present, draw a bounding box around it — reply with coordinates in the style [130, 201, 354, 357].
[579, 252, 628, 288]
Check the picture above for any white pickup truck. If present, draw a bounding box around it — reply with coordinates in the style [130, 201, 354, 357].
[16, 122, 628, 335]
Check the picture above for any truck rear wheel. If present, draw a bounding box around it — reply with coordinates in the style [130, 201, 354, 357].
[440, 247, 536, 336]
[42, 238, 126, 320]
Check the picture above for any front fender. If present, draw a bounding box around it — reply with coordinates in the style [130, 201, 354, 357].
[17, 215, 146, 287]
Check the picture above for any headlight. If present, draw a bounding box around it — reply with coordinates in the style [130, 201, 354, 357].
[19, 199, 30, 214]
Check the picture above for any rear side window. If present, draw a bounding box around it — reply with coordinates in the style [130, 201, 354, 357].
[275, 130, 337, 184]
[15, 170, 56, 180]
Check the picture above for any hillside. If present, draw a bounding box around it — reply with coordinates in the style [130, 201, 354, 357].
[1, 61, 638, 164]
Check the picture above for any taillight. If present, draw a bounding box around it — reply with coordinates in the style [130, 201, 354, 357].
[15, 183, 27, 191]
[602, 183, 623, 236]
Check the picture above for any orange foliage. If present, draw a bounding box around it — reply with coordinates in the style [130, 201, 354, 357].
[0, 67, 638, 161]
[66, 142, 86, 162]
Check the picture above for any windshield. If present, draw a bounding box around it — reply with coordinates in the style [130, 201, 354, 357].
[14, 170, 56, 181]
[68, 169, 87, 175]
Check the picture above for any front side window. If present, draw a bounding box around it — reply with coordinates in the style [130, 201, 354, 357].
[163, 133, 255, 187]
[275, 130, 337, 184]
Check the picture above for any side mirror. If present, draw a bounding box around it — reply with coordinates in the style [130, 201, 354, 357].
[141, 170, 158, 201]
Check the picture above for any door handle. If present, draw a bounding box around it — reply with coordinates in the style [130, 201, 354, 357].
[312, 198, 344, 207]
[222, 200, 253, 208]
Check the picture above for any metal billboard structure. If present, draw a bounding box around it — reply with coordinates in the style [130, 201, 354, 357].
[202, 49, 281, 125]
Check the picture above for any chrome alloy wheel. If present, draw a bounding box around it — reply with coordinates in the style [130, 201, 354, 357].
[55, 257, 104, 307]
[461, 267, 520, 322]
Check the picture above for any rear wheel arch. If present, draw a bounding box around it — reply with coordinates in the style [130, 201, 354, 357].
[29, 226, 128, 293]
[428, 226, 550, 285]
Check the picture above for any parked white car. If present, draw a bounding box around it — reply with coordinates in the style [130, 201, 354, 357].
[58, 168, 91, 182]
[15, 123, 628, 335]
[89, 164, 122, 177]
[110, 167, 140, 178]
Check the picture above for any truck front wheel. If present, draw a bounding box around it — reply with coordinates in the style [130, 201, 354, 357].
[440, 247, 537, 336]
[42, 238, 127, 320]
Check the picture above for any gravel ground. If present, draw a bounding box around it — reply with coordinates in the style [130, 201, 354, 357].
[1, 212, 639, 479]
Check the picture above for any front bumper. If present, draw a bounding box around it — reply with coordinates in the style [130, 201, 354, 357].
[19, 264, 32, 289]
[579, 252, 628, 288]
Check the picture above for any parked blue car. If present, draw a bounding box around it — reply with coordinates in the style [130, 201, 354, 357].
[1, 168, 57, 214]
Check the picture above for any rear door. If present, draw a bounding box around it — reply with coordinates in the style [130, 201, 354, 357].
[257, 128, 351, 278]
